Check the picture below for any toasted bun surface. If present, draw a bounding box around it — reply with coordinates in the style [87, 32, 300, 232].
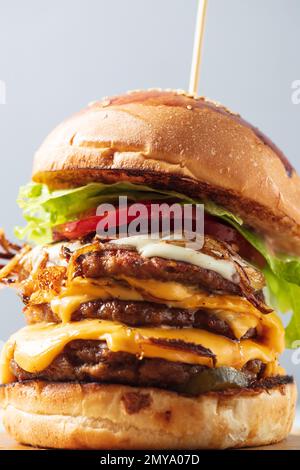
[0, 380, 296, 449]
[32, 90, 300, 255]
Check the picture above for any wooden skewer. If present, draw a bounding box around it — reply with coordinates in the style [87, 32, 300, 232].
[189, 0, 208, 95]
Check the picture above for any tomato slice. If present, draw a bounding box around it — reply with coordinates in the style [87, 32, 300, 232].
[53, 215, 106, 241]
[53, 203, 153, 241]
[53, 204, 265, 267]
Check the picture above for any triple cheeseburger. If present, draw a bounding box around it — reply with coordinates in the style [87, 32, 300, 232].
[0, 89, 298, 449]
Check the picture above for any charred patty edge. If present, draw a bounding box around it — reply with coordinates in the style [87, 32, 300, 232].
[9, 340, 271, 394]
[24, 299, 257, 341]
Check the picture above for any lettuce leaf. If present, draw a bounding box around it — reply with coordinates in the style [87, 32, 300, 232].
[15, 181, 300, 347]
[15, 181, 242, 244]
[263, 267, 300, 348]
[218, 219, 300, 348]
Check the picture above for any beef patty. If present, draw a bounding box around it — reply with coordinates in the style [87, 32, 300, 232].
[24, 300, 256, 341]
[74, 244, 269, 313]
[10, 340, 267, 393]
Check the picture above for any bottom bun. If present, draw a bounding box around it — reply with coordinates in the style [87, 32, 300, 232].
[0, 380, 297, 449]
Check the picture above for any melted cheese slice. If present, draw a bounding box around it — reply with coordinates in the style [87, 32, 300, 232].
[51, 276, 262, 320]
[48, 276, 284, 353]
[0, 319, 282, 384]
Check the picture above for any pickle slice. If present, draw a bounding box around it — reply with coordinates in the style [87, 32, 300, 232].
[177, 367, 250, 395]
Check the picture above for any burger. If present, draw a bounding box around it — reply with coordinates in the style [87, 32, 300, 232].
[0, 89, 298, 449]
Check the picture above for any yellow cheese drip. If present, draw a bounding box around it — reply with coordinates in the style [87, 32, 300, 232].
[48, 277, 284, 353]
[0, 319, 283, 384]
[51, 276, 263, 319]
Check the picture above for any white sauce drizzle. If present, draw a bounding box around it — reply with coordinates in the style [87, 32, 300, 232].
[110, 235, 238, 282]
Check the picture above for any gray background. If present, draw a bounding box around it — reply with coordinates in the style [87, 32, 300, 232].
[0, 0, 299, 403]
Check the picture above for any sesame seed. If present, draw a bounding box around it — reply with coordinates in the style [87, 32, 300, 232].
[101, 99, 111, 107]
